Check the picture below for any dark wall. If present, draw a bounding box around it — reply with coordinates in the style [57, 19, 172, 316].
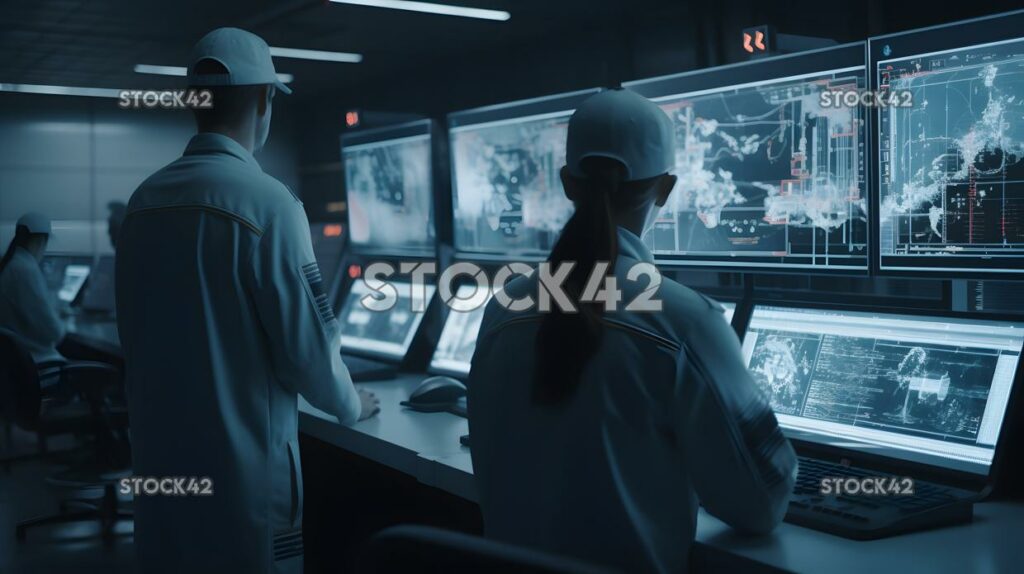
[0, 92, 302, 255]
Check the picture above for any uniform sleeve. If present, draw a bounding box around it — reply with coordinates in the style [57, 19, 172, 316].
[673, 311, 798, 534]
[249, 199, 361, 425]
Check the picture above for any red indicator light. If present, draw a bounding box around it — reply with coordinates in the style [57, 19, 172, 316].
[345, 111, 360, 128]
[324, 223, 343, 237]
[742, 33, 754, 53]
[347, 264, 361, 279]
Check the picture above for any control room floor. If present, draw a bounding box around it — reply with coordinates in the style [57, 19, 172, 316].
[0, 427, 136, 574]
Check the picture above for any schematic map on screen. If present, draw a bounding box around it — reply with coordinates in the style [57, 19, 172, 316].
[451, 111, 575, 257]
[878, 37, 1024, 273]
[645, 69, 868, 269]
[344, 134, 435, 254]
[743, 306, 1023, 473]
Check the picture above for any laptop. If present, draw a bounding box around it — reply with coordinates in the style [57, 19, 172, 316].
[741, 304, 1024, 539]
[337, 279, 436, 382]
[58, 264, 91, 304]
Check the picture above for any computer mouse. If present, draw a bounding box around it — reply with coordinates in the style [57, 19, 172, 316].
[401, 376, 467, 412]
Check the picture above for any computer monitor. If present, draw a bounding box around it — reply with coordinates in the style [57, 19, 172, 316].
[742, 305, 1024, 476]
[448, 89, 600, 260]
[625, 43, 869, 272]
[872, 10, 1024, 276]
[337, 280, 436, 361]
[58, 264, 90, 303]
[80, 254, 115, 312]
[342, 120, 436, 257]
[308, 222, 345, 302]
[429, 285, 494, 377]
[721, 301, 736, 324]
[40, 254, 93, 300]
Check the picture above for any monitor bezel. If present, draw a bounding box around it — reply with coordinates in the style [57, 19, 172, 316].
[869, 9, 1024, 280]
[446, 88, 601, 262]
[341, 119, 439, 259]
[337, 279, 437, 362]
[624, 42, 870, 275]
[743, 299, 1024, 492]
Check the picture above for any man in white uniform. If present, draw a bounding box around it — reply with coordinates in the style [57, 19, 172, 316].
[468, 89, 797, 573]
[116, 28, 378, 574]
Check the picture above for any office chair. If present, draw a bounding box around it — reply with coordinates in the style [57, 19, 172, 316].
[355, 525, 621, 574]
[0, 334, 133, 545]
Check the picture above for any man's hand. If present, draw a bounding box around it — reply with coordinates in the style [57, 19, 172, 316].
[357, 388, 381, 421]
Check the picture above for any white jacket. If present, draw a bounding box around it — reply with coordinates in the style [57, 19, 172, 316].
[468, 228, 798, 574]
[0, 247, 65, 362]
[116, 133, 361, 574]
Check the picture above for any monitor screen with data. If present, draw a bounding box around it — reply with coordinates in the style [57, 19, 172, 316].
[875, 17, 1024, 275]
[430, 285, 494, 377]
[743, 305, 1024, 475]
[626, 44, 868, 271]
[343, 122, 435, 256]
[337, 280, 436, 360]
[41, 254, 92, 298]
[58, 264, 90, 303]
[448, 90, 599, 260]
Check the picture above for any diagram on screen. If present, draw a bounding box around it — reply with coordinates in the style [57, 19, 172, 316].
[747, 326, 998, 444]
[878, 39, 1024, 266]
[645, 70, 868, 268]
[451, 114, 575, 255]
[344, 134, 434, 251]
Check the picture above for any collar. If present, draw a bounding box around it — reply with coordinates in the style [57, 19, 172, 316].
[183, 132, 261, 169]
[617, 227, 654, 264]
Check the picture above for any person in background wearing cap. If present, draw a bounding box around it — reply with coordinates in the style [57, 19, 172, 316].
[115, 28, 378, 574]
[0, 213, 66, 363]
[467, 88, 798, 573]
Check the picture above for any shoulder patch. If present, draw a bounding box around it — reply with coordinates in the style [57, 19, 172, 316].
[302, 261, 335, 326]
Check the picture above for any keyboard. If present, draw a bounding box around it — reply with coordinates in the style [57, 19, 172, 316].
[786, 457, 976, 539]
[341, 354, 397, 382]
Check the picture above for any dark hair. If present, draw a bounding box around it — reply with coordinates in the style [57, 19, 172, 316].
[0, 225, 45, 276]
[190, 59, 268, 132]
[532, 157, 661, 405]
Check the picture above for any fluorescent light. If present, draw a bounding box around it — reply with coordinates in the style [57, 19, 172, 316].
[134, 64, 187, 76]
[268, 47, 363, 64]
[0, 83, 120, 98]
[329, 0, 510, 21]
[134, 64, 294, 83]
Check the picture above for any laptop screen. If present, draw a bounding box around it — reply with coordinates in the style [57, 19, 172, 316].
[742, 305, 1024, 475]
[430, 285, 493, 377]
[337, 280, 435, 360]
[58, 264, 91, 303]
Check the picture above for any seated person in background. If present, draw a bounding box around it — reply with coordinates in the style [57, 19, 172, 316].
[0, 212, 65, 363]
[468, 89, 798, 573]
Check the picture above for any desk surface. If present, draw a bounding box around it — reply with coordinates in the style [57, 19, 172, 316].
[299, 378, 1024, 574]
[299, 375, 468, 476]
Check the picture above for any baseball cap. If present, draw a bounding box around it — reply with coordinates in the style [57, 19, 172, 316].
[187, 27, 292, 95]
[566, 88, 674, 182]
[17, 212, 51, 235]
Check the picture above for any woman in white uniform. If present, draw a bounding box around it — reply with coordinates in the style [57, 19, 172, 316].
[0, 212, 65, 363]
[468, 89, 798, 573]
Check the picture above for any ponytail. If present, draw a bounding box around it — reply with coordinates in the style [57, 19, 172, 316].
[0, 226, 31, 277]
[532, 157, 625, 405]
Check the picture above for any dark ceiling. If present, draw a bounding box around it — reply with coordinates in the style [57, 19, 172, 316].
[1, 0, 1022, 115]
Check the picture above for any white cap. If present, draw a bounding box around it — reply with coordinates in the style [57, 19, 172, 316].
[17, 212, 51, 235]
[187, 27, 292, 95]
[566, 88, 675, 182]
